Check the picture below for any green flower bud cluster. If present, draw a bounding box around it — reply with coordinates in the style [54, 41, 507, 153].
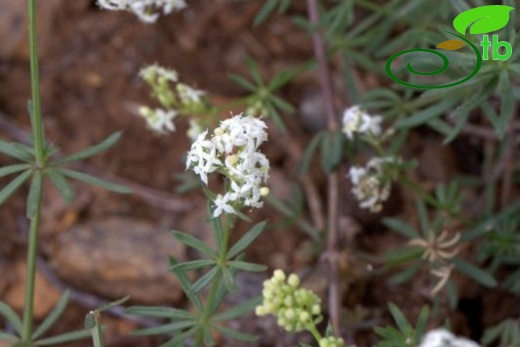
[319, 336, 345, 347]
[256, 270, 323, 332]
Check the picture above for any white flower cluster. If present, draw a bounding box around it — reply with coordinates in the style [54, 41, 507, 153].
[419, 329, 480, 347]
[186, 114, 270, 217]
[137, 64, 208, 135]
[139, 107, 177, 134]
[256, 270, 323, 333]
[342, 105, 382, 139]
[349, 157, 398, 213]
[177, 83, 205, 106]
[97, 0, 187, 23]
[139, 64, 178, 83]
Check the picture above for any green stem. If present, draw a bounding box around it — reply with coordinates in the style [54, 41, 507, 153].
[23, 0, 46, 343]
[22, 198, 42, 345]
[28, 0, 46, 166]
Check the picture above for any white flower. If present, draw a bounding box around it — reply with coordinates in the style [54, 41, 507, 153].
[419, 329, 480, 347]
[187, 119, 203, 141]
[348, 157, 398, 212]
[342, 105, 382, 139]
[97, 0, 187, 23]
[139, 107, 177, 134]
[177, 83, 205, 105]
[213, 194, 236, 217]
[139, 64, 178, 83]
[186, 114, 269, 217]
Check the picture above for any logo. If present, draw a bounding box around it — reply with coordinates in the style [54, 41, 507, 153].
[386, 5, 515, 89]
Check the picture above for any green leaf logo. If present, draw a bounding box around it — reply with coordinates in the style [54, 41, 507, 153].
[453, 5, 514, 35]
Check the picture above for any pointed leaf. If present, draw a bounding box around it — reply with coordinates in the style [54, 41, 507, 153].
[171, 231, 216, 257]
[132, 321, 196, 336]
[126, 306, 194, 320]
[170, 259, 216, 272]
[0, 170, 32, 206]
[192, 266, 220, 294]
[33, 290, 71, 339]
[213, 296, 262, 322]
[26, 170, 43, 218]
[213, 325, 258, 342]
[0, 332, 18, 342]
[0, 164, 31, 178]
[383, 218, 420, 239]
[228, 261, 266, 272]
[0, 140, 33, 162]
[46, 169, 74, 203]
[222, 268, 237, 292]
[0, 302, 23, 334]
[168, 256, 202, 311]
[227, 221, 267, 259]
[51, 132, 122, 166]
[450, 257, 497, 287]
[58, 169, 131, 194]
[453, 5, 514, 35]
[34, 329, 91, 345]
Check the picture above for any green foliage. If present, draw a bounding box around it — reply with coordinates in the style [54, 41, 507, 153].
[374, 304, 430, 347]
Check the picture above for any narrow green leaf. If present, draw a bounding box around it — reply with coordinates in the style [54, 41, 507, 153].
[0, 164, 31, 178]
[383, 218, 420, 239]
[498, 77, 514, 137]
[253, 0, 278, 26]
[396, 96, 459, 128]
[33, 290, 71, 339]
[96, 295, 130, 312]
[157, 326, 197, 347]
[320, 130, 344, 173]
[222, 268, 237, 292]
[126, 306, 194, 320]
[132, 321, 196, 336]
[213, 325, 258, 342]
[58, 169, 131, 194]
[46, 169, 74, 203]
[0, 139, 33, 162]
[213, 296, 262, 322]
[171, 231, 217, 257]
[26, 170, 43, 218]
[170, 259, 216, 272]
[385, 248, 423, 265]
[389, 261, 421, 284]
[0, 332, 18, 342]
[0, 170, 32, 207]
[451, 257, 497, 287]
[415, 306, 430, 337]
[228, 261, 266, 272]
[192, 266, 220, 294]
[245, 58, 263, 86]
[227, 221, 267, 259]
[298, 131, 324, 175]
[168, 256, 202, 311]
[34, 329, 92, 345]
[51, 132, 122, 166]
[388, 303, 411, 334]
[0, 302, 23, 334]
[228, 74, 256, 92]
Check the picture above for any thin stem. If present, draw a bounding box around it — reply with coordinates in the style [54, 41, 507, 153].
[28, 0, 46, 166]
[306, 0, 344, 339]
[23, 0, 47, 343]
[22, 192, 42, 344]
